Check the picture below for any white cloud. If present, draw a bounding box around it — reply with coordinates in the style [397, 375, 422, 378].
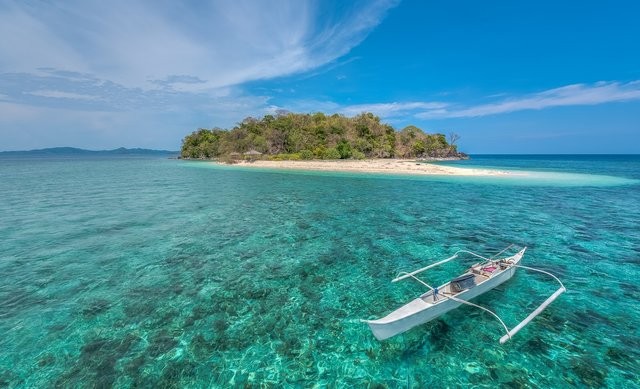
[263, 80, 640, 127]
[0, 101, 125, 149]
[0, 0, 398, 90]
[338, 102, 448, 117]
[0, 91, 272, 150]
[28, 90, 102, 101]
[417, 80, 640, 119]
[0, 0, 400, 150]
[305, 80, 640, 122]
[0, 4, 88, 73]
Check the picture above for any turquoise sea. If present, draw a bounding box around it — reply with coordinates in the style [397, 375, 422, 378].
[1, 155, 639, 387]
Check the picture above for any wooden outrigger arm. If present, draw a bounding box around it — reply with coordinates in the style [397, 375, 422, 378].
[498, 264, 566, 344]
[389, 248, 566, 344]
[392, 250, 491, 283]
[395, 272, 513, 337]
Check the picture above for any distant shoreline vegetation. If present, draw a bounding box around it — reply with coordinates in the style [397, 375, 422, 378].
[180, 112, 467, 162]
[0, 147, 177, 157]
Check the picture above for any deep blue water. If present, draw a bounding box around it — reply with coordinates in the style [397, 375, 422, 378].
[1, 155, 639, 387]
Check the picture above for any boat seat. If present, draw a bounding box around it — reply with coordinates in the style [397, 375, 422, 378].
[482, 265, 497, 273]
[472, 268, 490, 278]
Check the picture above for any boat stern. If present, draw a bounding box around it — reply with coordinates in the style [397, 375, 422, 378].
[362, 297, 434, 340]
[361, 319, 392, 341]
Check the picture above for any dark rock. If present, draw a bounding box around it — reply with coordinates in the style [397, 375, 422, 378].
[571, 358, 607, 387]
[81, 299, 112, 318]
[147, 331, 178, 358]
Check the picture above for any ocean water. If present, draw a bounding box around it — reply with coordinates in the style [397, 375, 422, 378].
[1, 155, 639, 387]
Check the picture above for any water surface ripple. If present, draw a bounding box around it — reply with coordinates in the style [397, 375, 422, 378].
[1, 155, 639, 387]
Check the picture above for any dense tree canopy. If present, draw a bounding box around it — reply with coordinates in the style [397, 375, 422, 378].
[181, 112, 465, 160]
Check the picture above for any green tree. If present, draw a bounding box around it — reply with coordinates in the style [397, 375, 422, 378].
[336, 140, 352, 159]
[179, 113, 460, 160]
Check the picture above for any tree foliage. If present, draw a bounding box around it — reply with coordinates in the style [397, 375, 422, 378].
[181, 112, 464, 159]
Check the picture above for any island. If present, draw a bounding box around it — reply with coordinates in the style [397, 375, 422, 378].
[180, 112, 507, 176]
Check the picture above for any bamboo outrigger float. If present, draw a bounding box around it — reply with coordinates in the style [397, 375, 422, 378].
[363, 245, 566, 343]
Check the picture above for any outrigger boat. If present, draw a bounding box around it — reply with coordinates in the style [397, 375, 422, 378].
[363, 245, 565, 343]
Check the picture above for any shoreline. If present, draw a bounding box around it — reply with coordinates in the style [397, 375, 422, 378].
[211, 159, 512, 176]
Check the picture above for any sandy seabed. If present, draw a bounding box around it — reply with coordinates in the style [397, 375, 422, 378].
[222, 159, 511, 176]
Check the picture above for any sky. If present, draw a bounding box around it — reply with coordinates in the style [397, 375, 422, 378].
[0, 0, 639, 153]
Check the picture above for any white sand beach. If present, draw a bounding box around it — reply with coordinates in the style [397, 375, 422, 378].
[221, 159, 511, 176]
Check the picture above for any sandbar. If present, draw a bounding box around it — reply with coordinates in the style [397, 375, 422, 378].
[218, 159, 512, 176]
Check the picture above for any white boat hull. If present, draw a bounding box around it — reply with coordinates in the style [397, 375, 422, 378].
[365, 248, 524, 340]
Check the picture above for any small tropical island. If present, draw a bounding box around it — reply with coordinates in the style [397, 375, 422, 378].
[181, 112, 508, 176]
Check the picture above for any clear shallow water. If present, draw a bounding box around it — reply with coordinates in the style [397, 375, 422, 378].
[1, 155, 639, 387]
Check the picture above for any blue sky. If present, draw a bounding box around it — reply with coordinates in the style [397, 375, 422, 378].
[1, 0, 639, 153]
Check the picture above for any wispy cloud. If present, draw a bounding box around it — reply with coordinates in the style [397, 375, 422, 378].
[418, 80, 640, 119]
[339, 102, 448, 117]
[0, 0, 399, 149]
[0, 67, 275, 149]
[0, 0, 398, 90]
[28, 90, 102, 101]
[320, 80, 640, 122]
[0, 94, 273, 150]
